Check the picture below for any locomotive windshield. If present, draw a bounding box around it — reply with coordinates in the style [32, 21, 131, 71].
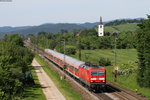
[91, 71, 105, 76]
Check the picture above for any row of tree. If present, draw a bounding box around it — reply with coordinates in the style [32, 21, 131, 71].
[29, 27, 137, 55]
[136, 16, 150, 88]
[0, 34, 34, 99]
[105, 18, 144, 26]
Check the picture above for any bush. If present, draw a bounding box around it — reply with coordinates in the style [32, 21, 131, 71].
[55, 45, 76, 55]
[117, 69, 137, 75]
[99, 57, 111, 66]
[66, 45, 76, 55]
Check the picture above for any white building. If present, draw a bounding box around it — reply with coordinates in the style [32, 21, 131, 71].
[98, 16, 104, 37]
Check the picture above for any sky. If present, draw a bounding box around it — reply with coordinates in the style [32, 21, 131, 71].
[0, 0, 150, 27]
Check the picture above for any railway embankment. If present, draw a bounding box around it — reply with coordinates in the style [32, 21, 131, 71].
[35, 55, 99, 100]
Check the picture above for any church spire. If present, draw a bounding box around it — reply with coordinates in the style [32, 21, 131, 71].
[98, 16, 104, 37]
[100, 16, 103, 24]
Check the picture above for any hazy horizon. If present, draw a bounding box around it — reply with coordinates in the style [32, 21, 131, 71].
[0, 0, 149, 27]
[0, 17, 144, 27]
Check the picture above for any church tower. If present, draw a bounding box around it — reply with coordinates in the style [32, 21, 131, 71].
[98, 16, 104, 36]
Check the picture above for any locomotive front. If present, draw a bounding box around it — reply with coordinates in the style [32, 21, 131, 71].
[87, 64, 106, 90]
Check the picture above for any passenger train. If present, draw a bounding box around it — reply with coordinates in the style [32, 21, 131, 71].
[44, 49, 106, 91]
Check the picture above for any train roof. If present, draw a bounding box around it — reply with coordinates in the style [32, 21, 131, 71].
[45, 49, 85, 68]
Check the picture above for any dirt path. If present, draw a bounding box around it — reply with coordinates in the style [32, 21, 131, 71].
[32, 59, 66, 100]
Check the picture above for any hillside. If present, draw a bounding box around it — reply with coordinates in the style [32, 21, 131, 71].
[0, 24, 85, 36]
[105, 23, 139, 33]
[0, 26, 32, 32]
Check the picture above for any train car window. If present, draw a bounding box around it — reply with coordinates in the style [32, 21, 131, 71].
[80, 65, 84, 68]
[66, 64, 69, 67]
[69, 66, 71, 69]
[72, 66, 74, 70]
[84, 66, 87, 69]
[71, 66, 73, 70]
[60, 60, 62, 63]
[85, 62, 91, 66]
[83, 65, 86, 68]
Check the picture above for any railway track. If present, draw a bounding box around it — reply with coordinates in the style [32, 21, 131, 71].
[24, 41, 148, 100]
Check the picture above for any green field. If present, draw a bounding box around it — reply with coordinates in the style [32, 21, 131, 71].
[105, 23, 139, 33]
[35, 55, 83, 100]
[70, 49, 150, 99]
[70, 49, 138, 67]
[23, 67, 46, 100]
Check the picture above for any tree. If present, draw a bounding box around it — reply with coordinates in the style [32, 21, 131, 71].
[136, 16, 150, 87]
[117, 31, 136, 49]
[4, 34, 23, 47]
[0, 34, 34, 99]
[99, 57, 111, 66]
[65, 45, 76, 55]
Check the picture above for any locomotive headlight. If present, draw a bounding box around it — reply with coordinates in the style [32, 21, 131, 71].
[91, 78, 97, 80]
[99, 78, 105, 80]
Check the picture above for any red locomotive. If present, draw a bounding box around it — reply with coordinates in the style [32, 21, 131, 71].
[44, 49, 106, 91]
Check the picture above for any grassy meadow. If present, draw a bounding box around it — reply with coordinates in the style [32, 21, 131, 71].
[105, 23, 139, 33]
[70, 49, 138, 66]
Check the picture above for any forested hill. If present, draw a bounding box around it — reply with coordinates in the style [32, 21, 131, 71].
[0, 18, 144, 36]
[0, 24, 85, 36]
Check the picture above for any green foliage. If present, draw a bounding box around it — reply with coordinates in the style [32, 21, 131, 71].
[136, 16, 150, 88]
[117, 31, 136, 49]
[0, 34, 34, 99]
[98, 57, 111, 66]
[0, 70, 23, 100]
[105, 19, 144, 26]
[4, 34, 24, 47]
[116, 63, 137, 76]
[106, 66, 150, 99]
[65, 45, 76, 55]
[55, 45, 76, 55]
[117, 69, 137, 76]
[105, 23, 139, 33]
[70, 49, 137, 67]
[55, 43, 63, 53]
[23, 68, 46, 100]
[98, 36, 113, 49]
[30, 24, 137, 52]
